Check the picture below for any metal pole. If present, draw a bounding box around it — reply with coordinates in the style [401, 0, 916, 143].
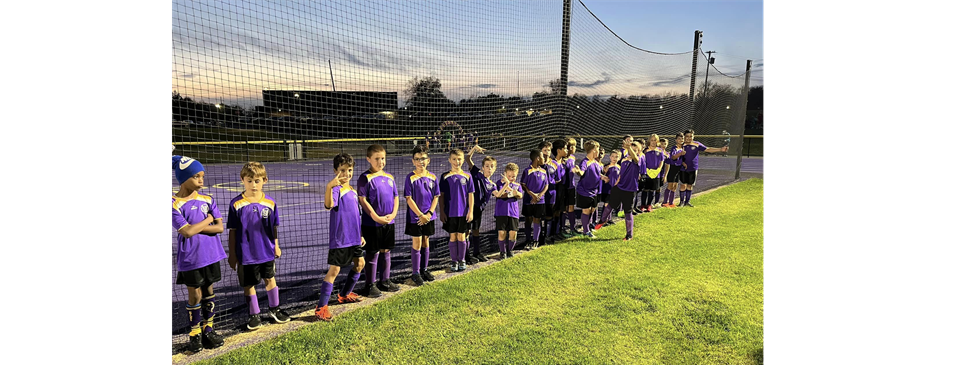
[734, 60, 752, 180]
[688, 30, 702, 127]
[328, 59, 337, 92]
[559, 0, 572, 136]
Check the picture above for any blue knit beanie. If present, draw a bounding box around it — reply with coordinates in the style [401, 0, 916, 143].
[173, 155, 205, 185]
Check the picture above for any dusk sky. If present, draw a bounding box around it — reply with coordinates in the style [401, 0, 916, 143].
[172, 0, 762, 108]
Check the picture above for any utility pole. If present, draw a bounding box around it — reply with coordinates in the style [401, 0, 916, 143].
[688, 30, 703, 126]
[703, 51, 716, 96]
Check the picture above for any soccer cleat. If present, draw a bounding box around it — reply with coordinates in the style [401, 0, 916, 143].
[476, 253, 489, 262]
[450, 263, 459, 272]
[506, 250, 514, 258]
[357, 283, 382, 298]
[187, 335, 203, 353]
[465, 252, 478, 265]
[421, 270, 436, 281]
[603, 221, 615, 227]
[314, 305, 332, 322]
[585, 232, 596, 239]
[201, 329, 225, 349]
[337, 292, 363, 304]
[499, 252, 506, 260]
[246, 314, 262, 331]
[268, 308, 291, 324]
[411, 274, 425, 286]
[384, 280, 401, 292]
[644, 206, 652, 213]
[594, 223, 604, 231]
[623, 234, 633, 241]
[684, 202, 695, 208]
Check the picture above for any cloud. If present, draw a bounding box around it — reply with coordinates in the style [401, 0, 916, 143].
[650, 75, 689, 87]
[568, 73, 612, 88]
[471, 84, 497, 89]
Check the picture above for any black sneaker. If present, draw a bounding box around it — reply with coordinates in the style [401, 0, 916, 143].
[358, 283, 382, 298]
[187, 335, 203, 353]
[476, 253, 489, 262]
[378, 280, 400, 292]
[506, 250, 514, 258]
[268, 308, 291, 324]
[421, 270, 436, 282]
[201, 329, 225, 349]
[465, 252, 478, 265]
[246, 314, 262, 331]
[603, 221, 615, 227]
[499, 252, 506, 260]
[411, 274, 425, 286]
[684, 202, 695, 208]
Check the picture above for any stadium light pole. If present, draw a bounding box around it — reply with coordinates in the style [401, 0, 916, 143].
[559, 0, 572, 136]
[688, 30, 703, 126]
[734, 60, 752, 180]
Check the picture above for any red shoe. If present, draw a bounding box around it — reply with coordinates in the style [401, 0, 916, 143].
[315, 305, 332, 322]
[594, 223, 604, 231]
[338, 292, 363, 304]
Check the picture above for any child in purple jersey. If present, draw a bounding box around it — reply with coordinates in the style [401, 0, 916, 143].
[493, 163, 523, 259]
[356, 144, 401, 298]
[466, 144, 497, 265]
[664, 133, 685, 208]
[570, 140, 606, 239]
[227, 162, 291, 331]
[536, 141, 559, 246]
[617, 135, 634, 165]
[597, 142, 643, 240]
[562, 137, 580, 235]
[632, 139, 648, 215]
[595, 149, 621, 231]
[655, 137, 670, 208]
[674, 129, 728, 207]
[404, 145, 441, 286]
[639, 134, 667, 213]
[315, 154, 367, 322]
[520, 148, 549, 250]
[438, 148, 475, 272]
[548, 139, 570, 241]
[171, 155, 226, 352]
[590, 146, 606, 227]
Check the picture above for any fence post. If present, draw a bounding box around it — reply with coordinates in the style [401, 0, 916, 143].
[688, 30, 703, 126]
[245, 140, 249, 162]
[734, 60, 752, 180]
[559, 0, 572, 136]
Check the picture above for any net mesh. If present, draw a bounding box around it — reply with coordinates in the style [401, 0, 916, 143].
[171, 0, 753, 348]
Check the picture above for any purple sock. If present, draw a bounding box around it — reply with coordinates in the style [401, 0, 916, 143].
[339, 270, 361, 297]
[380, 251, 392, 281]
[667, 190, 675, 205]
[508, 240, 516, 251]
[449, 241, 458, 261]
[498, 240, 506, 253]
[365, 251, 379, 285]
[580, 213, 590, 233]
[532, 223, 541, 244]
[318, 281, 333, 307]
[687, 189, 694, 203]
[411, 247, 422, 274]
[187, 303, 202, 335]
[247, 294, 260, 315]
[201, 294, 216, 333]
[600, 205, 612, 223]
[625, 212, 634, 236]
[422, 245, 431, 269]
[267, 286, 280, 308]
[567, 211, 577, 231]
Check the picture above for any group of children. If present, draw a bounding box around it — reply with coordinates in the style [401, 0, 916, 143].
[171, 130, 727, 353]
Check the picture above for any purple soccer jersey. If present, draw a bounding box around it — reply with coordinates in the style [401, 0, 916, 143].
[602, 164, 620, 195]
[520, 165, 548, 206]
[669, 146, 684, 166]
[643, 149, 667, 178]
[358, 169, 398, 227]
[494, 180, 523, 218]
[440, 170, 475, 217]
[563, 156, 577, 189]
[227, 193, 280, 265]
[615, 157, 644, 192]
[404, 171, 440, 224]
[575, 159, 603, 197]
[329, 185, 362, 250]
[470, 165, 495, 211]
[681, 142, 708, 171]
[172, 193, 227, 272]
[544, 159, 561, 206]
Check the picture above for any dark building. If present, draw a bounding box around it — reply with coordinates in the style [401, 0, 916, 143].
[262, 90, 398, 117]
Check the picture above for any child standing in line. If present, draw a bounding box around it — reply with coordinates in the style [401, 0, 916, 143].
[596, 142, 644, 240]
[519, 149, 549, 250]
[675, 129, 729, 207]
[548, 139, 569, 241]
[438, 149, 475, 272]
[356, 145, 400, 298]
[595, 149, 621, 231]
[570, 140, 605, 239]
[639, 134, 667, 213]
[404, 145, 441, 286]
[664, 133, 685, 207]
[466, 144, 496, 264]
[493, 163, 523, 259]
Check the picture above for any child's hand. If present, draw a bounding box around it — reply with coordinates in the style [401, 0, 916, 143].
[360, 237, 366, 247]
[274, 245, 282, 258]
[501, 174, 509, 185]
[474, 145, 486, 154]
[682, 162, 687, 169]
[466, 211, 474, 223]
[327, 171, 347, 187]
[601, 175, 609, 183]
[722, 146, 729, 152]
[418, 212, 430, 225]
[440, 211, 448, 224]
[228, 255, 238, 270]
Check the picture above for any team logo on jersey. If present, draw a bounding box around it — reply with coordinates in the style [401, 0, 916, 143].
[261, 207, 271, 218]
[200, 204, 209, 214]
[387, 179, 394, 187]
[179, 157, 196, 170]
[429, 181, 435, 189]
[485, 182, 493, 190]
[460, 177, 467, 185]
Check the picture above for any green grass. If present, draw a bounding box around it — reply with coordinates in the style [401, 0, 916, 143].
[200, 179, 763, 365]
